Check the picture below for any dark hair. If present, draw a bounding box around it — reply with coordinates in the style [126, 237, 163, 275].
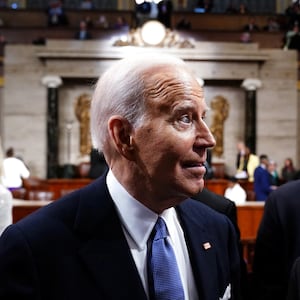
[228, 176, 238, 183]
[6, 147, 14, 157]
[259, 154, 268, 161]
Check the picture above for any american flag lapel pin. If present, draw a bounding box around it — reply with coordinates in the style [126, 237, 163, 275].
[203, 242, 211, 250]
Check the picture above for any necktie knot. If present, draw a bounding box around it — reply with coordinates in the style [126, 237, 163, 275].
[152, 217, 168, 241]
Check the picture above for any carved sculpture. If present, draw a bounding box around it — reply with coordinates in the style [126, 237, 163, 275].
[74, 94, 92, 156]
[210, 95, 229, 157]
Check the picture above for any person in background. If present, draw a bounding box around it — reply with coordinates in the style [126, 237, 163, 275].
[157, 0, 173, 28]
[253, 154, 276, 201]
[224, 177, 247, 205]
[252, 180, 300, 300]
[80, 0, 93, 10]
[1, 147, 30, 191]
[283, 21, 300, 50]
[0, 138, 13, 235]
[0, 53, 241, 299]
[176, 16, 191, 30]
[238, 3, 249, 14]
[286, 256, 300, 300]
[235, 141, 259, 182]
[281, 157, 297, 182]
[267, 159, 280, 187]
[263, 16, 280, 32]
[46, 0, 68, 26]
[88, 148, 108, 179]
[113, 16, 129, 30]
[243, 17, 260, 32]
[74, 20, 92, 40]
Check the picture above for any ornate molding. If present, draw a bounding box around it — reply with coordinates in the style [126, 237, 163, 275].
[113, 27, 195, 48]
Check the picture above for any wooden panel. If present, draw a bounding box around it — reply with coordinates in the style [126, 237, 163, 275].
[46, 178, 93, 199]
[237, 202, 264, 240]
[12, 199, 51, 223]
[12, 199, 265, 242]
[205, 179, 229, 196]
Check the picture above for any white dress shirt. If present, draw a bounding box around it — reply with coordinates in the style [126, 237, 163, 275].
[106, 170, 198, 300]
[2, 157, 30, 189]
[224, 183, 247, 204]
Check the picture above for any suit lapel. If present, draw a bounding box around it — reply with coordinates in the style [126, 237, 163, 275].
[177, 199, 220, 300]
[73, 176, 148, 299]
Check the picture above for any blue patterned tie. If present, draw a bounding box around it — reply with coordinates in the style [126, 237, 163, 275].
[148, 217, 185, 300]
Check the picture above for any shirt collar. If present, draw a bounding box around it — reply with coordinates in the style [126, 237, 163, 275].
[106, 170, 176, 251]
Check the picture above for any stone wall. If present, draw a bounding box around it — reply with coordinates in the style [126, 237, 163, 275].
[1, 39, 298, 178]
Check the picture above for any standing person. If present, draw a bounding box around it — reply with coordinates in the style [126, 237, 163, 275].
[74, 20, 92, 40]
[252, 180, 300, 300]
[0, 54, 241, 299]
[253, 154, 275, 201]
[235, 141, 259, 182]
[267, 159, 280, 187]
[1, 147, 30, 191]
[281, 157, 297, 182]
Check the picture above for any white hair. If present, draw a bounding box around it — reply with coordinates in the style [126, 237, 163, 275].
[90, 53, 186, 153]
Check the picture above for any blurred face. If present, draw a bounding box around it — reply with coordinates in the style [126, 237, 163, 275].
[131, 67, 215, 208]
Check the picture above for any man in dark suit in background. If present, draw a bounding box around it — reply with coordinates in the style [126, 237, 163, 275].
[252, 180, 300, 300]
[254, 154, 276, 201]
[0, 54, 241, 299]
[286, 256, 300, 300]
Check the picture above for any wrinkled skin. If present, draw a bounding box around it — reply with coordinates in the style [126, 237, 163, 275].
[108, 65, 216, 213]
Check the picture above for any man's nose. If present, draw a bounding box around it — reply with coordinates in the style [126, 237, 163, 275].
[195, 122, 216, 148]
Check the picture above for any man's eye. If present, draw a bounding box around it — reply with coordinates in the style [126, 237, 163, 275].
[180, 115, 192, 124]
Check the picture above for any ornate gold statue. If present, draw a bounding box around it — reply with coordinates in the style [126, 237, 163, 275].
[74, 94, 92, 156]
[210, 95, 229, 157]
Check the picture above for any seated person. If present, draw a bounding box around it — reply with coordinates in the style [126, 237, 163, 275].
[224, 177, 247, 205]
[46, 0, 68, 26]
[74, 20, 92, 40]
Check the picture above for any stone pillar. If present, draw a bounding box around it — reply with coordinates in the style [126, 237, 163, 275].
[41, 75, 62, 179]
[241, 78, 262, 154]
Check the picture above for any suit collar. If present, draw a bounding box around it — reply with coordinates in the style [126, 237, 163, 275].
[73, 177, 222, 299]
[177, 199, 221, 299]
[73, 175, 148, 299]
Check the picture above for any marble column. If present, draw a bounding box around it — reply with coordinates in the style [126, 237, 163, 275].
[241, 78, 262, 154]
[41, 75, 62, 179]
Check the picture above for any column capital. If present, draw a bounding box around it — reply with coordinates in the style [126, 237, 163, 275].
[41, 75, 62, 88]
[197, 78, 205, 87]
[241, 78, 262, 91]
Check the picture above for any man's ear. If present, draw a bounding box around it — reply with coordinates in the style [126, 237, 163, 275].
[108, 116, 135, 160]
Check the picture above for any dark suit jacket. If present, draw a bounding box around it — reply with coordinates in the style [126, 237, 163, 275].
[0, 175, 240, 300]
[252, 180, 300, 300]
[254, 166, 272, 201]
[193, 188, 248, 300]
[286, 256, 300, 300]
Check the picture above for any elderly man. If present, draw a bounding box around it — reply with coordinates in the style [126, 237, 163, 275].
[0, 54, 241, 299]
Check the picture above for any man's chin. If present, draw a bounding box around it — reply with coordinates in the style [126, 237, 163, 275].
[185, 179, 205, 197]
